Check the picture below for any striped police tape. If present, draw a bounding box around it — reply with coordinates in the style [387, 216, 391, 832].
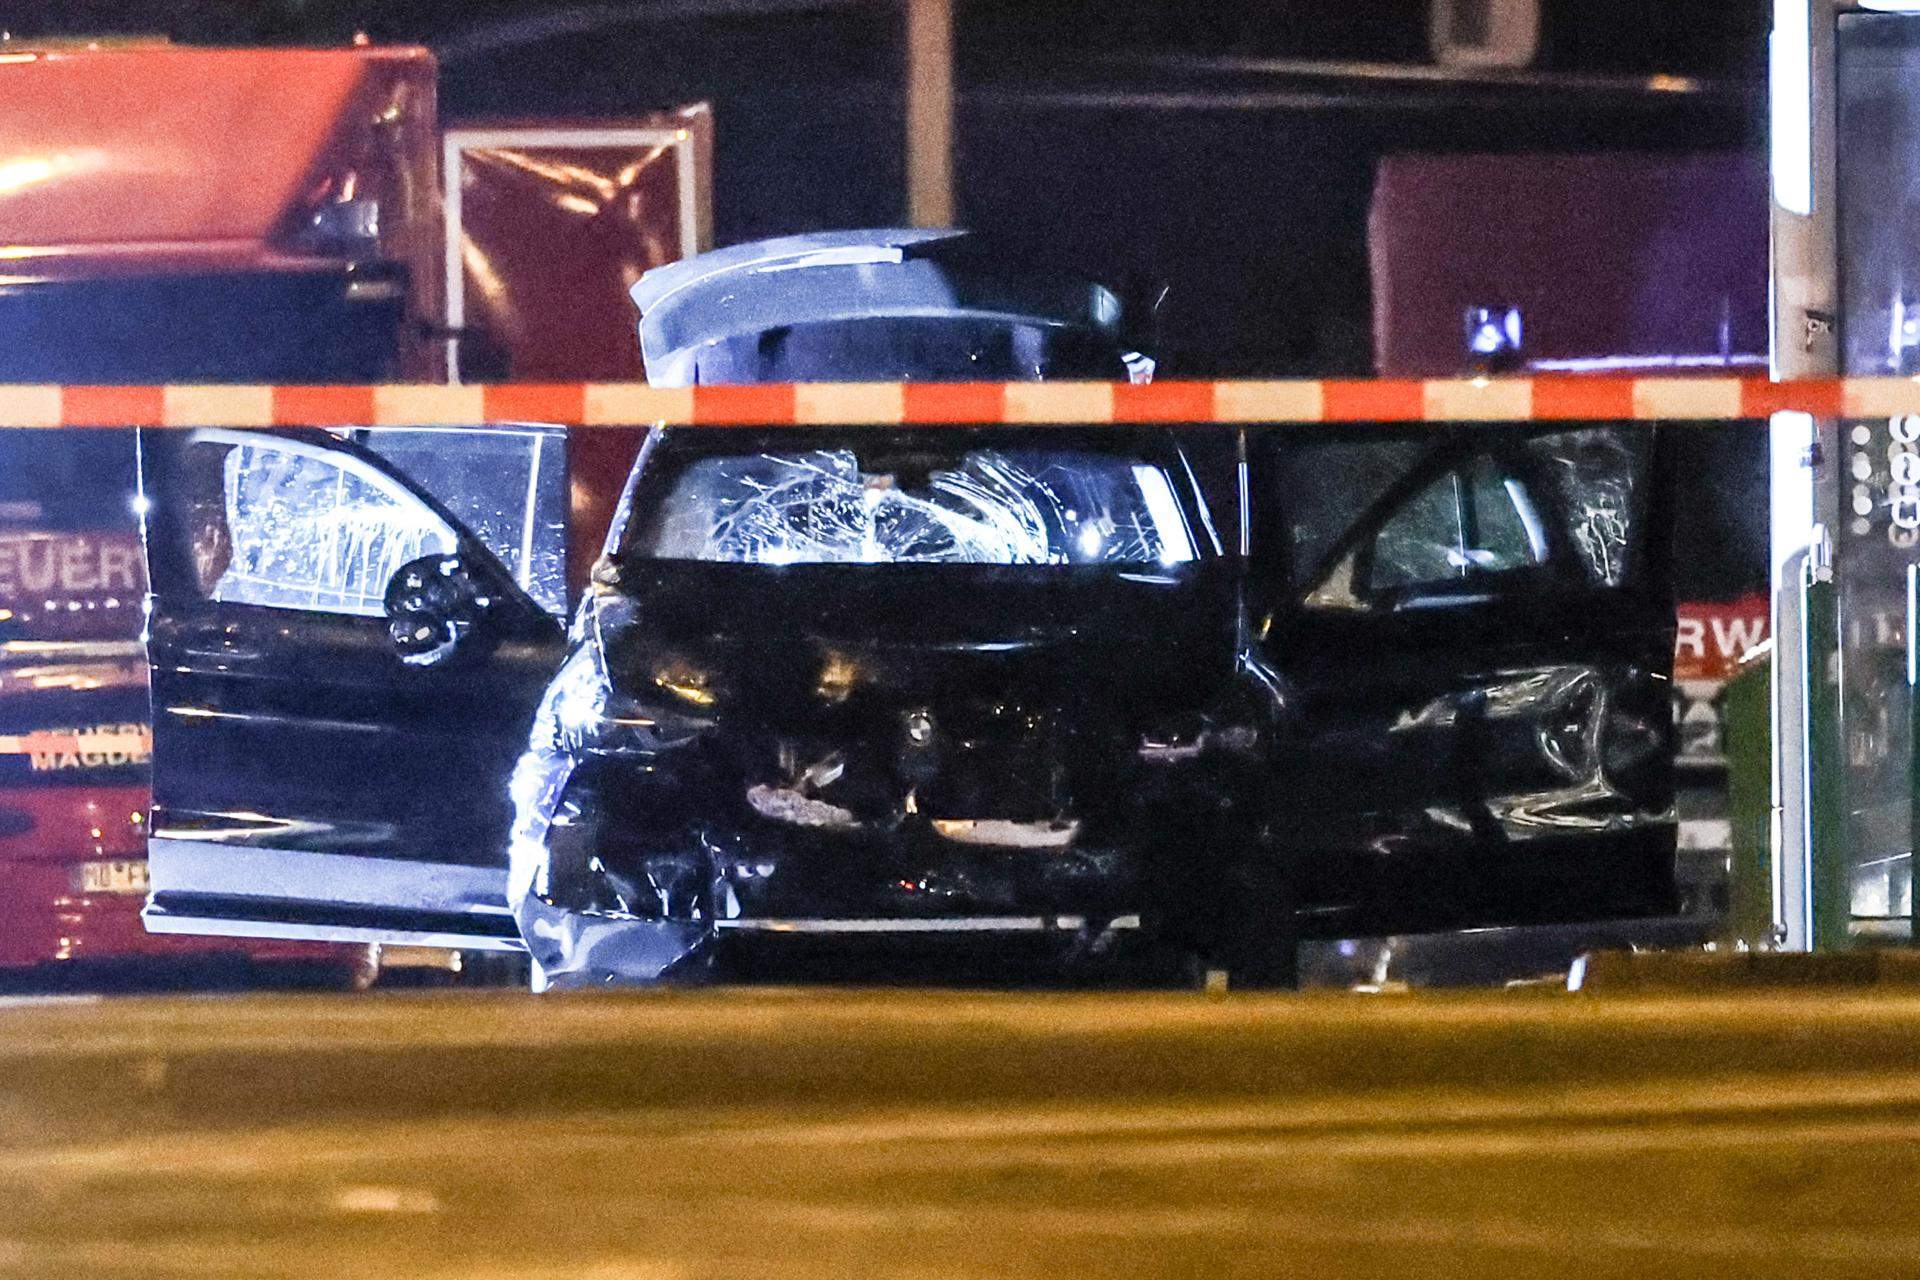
[0, 376, 1898, 428]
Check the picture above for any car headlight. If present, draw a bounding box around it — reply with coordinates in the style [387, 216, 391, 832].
[651, 657, 719, 708]
[538, 641, 712, 757]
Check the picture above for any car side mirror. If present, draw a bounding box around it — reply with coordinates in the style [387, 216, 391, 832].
[384, 553, 491, 668]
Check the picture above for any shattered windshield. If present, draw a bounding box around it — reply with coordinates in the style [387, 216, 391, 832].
[634, 448, 1197, 566]
[1519, 430, 1643, 587]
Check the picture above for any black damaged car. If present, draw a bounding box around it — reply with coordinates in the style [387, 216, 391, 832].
[506, 424, 1276, 986]
[136, 231, 1677, 988]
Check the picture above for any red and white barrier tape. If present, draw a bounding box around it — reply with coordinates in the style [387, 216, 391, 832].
[0, 376, 1898, 428]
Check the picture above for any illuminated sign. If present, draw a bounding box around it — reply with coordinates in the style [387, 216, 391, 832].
[0, 723, 151, 774]
[0, 532, 142, 606]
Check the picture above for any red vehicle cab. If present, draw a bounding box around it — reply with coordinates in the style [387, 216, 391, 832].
[0, 40, 441, 980]
[0, 41, 707, 978]
[0, 434, 373, 981]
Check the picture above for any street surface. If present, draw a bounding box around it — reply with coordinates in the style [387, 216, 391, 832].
[4, 987, 1920, 1277]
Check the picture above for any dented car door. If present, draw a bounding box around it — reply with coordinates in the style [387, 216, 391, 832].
[1252, 425, 1677, 938]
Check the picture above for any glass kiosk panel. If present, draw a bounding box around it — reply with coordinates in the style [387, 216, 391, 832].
[1834, 11, 1920, 925]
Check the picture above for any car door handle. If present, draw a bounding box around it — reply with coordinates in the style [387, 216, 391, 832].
[175, 630, 264, 662]
[1392, 590, 1497, 612]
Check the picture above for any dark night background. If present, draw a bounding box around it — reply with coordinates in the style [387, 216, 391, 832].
[0, 1, 1772, 596]
[6, 1, 1768, 376]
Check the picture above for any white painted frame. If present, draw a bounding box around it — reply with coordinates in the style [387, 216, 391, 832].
[440, 121, 715, 381]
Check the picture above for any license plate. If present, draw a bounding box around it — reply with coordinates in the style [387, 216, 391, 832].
[76, 860, 149, 895]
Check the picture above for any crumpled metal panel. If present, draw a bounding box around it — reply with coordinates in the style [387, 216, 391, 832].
[502, 578, 1227, 988]
[506, 597, 724, 987]
[1391, 665, 1671, 842]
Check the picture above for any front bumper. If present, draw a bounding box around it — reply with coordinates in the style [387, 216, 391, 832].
[552, 766, 1159, 923]
[519, 826, 1156, 989]
[507, 685, 1247, 986]
[512, 772, 1171, 988]
[709, 819, 1150, 923]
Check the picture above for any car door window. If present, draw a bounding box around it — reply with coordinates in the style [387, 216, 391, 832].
[1370, 456, 1546, 594]
[354, 427, 568, 616]
[1518, 429, 1644, 587]
[1263, 425, 1648, 613]
[182, 432, 457, 616]
[1277, 436, 1430, 592]
[1372, 470, 1470, 591]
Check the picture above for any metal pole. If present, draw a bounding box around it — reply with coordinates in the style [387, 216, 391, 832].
[904, 0, 955, 227]
[1771, 0, 1844, 950]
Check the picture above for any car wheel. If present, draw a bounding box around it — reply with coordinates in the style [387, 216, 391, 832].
[1126, 931, 1212, 990]
[254, 946, 381, 992]
[1214, 855, 1300, 990]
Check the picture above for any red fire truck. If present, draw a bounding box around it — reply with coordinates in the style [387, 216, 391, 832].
[0, 39, 708, 980]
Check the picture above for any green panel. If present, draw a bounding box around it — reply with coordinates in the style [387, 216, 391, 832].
[1806, 576, 1856, 951]
[1723, 653, 1774, 947]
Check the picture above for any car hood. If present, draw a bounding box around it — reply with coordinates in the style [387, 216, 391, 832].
[591, 561, 1241, 731]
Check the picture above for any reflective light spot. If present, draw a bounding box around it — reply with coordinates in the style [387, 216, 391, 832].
[330, 1185, 441, 1215]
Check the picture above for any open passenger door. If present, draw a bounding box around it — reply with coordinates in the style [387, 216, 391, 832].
[138, 425, 569, 948]
[1251, 424, 1678, 937]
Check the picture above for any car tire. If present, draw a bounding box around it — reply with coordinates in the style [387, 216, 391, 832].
[254, 946, 381, 992]
[1214, 854, 1300, 990]
[1125, 929, 1211, 990]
